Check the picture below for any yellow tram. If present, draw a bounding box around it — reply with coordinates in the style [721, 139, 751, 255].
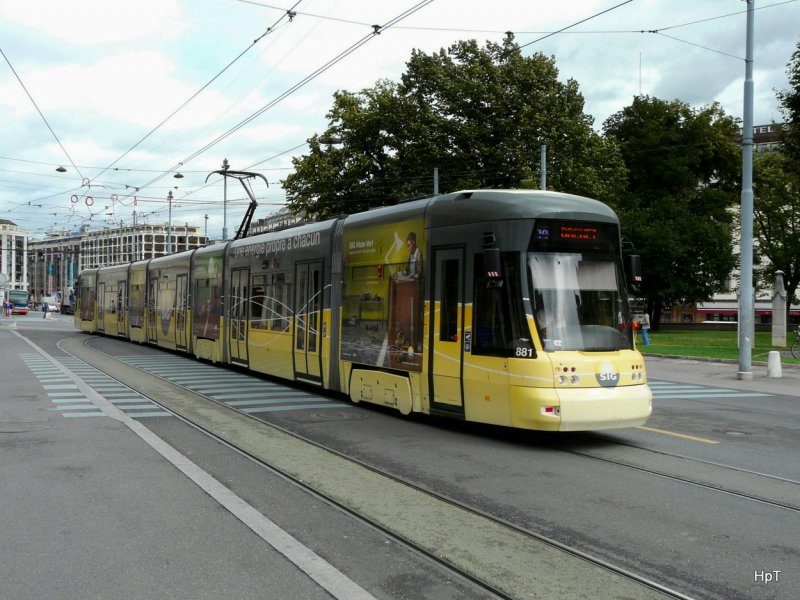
[76, 189, 651, 431]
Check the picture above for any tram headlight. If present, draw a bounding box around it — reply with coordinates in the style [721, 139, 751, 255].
[556, 373, 581, 385]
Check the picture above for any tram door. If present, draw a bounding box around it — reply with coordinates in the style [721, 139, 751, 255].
[97, 282, 106, 333]
[293, 260, 323, 384]
[117, 280, 127, 337]
[147, 277, 158, 343]
[429, 247, 465, 413]
[229, 268, 249, 366]
[175, 273, 189, 351]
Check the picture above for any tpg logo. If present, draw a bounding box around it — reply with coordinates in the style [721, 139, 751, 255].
[595, 363, 619, 387]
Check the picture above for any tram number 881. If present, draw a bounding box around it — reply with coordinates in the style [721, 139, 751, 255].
[514, 344, 534, 358]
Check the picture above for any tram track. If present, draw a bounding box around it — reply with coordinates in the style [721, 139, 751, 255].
[62, 336, 694, 600]
[565, 434, 800, 513]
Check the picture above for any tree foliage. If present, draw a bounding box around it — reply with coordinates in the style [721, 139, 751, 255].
[602, 96, 741, 325]
[777, 40, 800, 163]
[753, 39, 800, 309]
[753, 151, 800, 307]
[283, 36, 627, 220]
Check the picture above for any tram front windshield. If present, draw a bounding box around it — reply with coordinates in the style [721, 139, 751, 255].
[529, 253, 632, 352]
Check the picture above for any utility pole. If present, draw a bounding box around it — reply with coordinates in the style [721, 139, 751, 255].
[204, 214, 208, 241]
[167, 190, 173, 254]
[133, 210, 137, 261]
[738, 0, 755, 380]
[222, 158, 229, 241]
[540, 145, 547, 190]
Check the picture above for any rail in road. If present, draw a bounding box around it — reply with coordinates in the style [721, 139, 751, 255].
[50, 335, 687, 600]
[14, 328, 798, 599]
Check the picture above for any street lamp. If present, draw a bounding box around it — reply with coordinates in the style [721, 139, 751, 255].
[316, 134, 343, 145]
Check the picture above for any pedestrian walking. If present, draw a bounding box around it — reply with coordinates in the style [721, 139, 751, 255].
[641, 312, 651, 346]
[42, 302, 49, 319]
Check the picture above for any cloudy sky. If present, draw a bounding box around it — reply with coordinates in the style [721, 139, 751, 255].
[1, 0, 798, 240]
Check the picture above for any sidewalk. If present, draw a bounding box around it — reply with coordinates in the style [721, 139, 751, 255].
[644, 353, 800, 398]
[0, 322, 351, 600]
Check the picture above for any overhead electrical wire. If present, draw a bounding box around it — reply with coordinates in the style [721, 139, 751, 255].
[6, 0, 796, 234]
[90, 1, 305, 184]
[518, 0, 633, 49]
[0, 48, 85, 181]
[126, 0, 434, 198]
[241, 0, 797, 35]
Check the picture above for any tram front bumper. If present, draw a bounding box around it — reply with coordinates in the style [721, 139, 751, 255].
[510, 384, 652, 432]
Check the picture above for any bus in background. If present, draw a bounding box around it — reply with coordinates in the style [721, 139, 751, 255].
[7, 289, 30, 315]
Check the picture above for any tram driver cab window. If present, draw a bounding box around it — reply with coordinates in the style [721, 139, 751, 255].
[471, 252, 531, 357]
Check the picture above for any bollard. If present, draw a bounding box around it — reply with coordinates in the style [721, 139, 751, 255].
[767, 350, 782, 378]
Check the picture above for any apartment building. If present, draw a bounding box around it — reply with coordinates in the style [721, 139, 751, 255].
[0, 219, 28, 291]
[27, 222, 208, 304]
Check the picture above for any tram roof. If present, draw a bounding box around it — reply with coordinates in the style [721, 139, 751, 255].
[343, 189, 618, 230]
[426, 189, 618, 227]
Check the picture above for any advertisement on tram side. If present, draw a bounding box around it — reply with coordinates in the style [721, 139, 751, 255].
[341, 218, 425, 372]
[192, 253, 223, 340]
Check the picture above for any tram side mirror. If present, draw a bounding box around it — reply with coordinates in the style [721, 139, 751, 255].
[484, 248, 503, 289]
[624, 254, 642, 293]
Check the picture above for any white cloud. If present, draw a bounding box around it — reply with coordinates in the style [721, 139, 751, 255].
[0, 0, 185, 45]
[2, 0, 799, 237]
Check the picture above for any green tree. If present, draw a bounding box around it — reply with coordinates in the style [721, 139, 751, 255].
[753, 151, 800, 308]
[283, 36, 627, 220]
[776, 40, 800, 163]
[603, 96, 741, 327]
[752, 40, 800, 310]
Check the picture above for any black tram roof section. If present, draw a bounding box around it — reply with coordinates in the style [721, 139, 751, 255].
[342, 189, 617, 231]
[426, 189, 618, 228]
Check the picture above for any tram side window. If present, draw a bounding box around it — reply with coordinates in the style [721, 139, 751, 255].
[440, 259, 459, 342]
[192, 278, 221, 340]
[80, 280, 96, 321]
[271, 272, 291, 332]
[130, 284, 145, 327]
[250, 276, 267, 330]
[472, 253, 530, 357]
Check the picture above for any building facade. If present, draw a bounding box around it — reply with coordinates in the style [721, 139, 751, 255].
[0, 219, 29, 292]
[78, 222, 207, 270]
[248, 206, 306, 236]
[27, 222, 208, 305]
[28, 228, 81, 303]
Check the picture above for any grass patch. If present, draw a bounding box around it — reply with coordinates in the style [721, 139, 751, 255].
[638, 329, 798, 363]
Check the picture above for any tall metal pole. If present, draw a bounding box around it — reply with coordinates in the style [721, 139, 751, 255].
[167, 190, 173, 254]
[133, 210, 137, 261]
[204, 214, 208, 241]
[433, 167, 439, 195]
[540, 145, 547, 190]
[222, 158, 229, 241]
[738, 0, 755, 380]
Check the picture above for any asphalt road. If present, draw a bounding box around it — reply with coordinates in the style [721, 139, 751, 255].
[3, 312, 797, 599]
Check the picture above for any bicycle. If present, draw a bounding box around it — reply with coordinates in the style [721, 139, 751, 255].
[791, 327, 800, 359]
